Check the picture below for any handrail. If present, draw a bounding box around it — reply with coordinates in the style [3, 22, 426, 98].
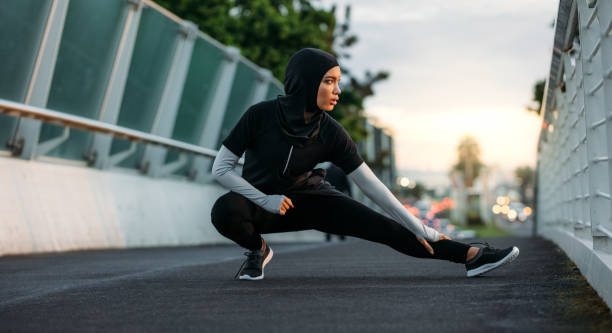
[0, 98, 244, 164]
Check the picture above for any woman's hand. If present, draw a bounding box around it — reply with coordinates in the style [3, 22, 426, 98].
[416, 233, 452, 255]
[257, 195, 294, 215]
[280, 196, 294, 215]
[438, 233, 451, 241]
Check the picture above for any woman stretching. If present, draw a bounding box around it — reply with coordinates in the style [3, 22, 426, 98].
[210, 48, 519, 280]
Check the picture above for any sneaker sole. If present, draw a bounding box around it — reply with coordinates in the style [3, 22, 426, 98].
[238, 247, 274, 280]
[466, 246, 519, 277]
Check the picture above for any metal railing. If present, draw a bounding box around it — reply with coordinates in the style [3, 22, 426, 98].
[0, 98, 244, 165]
[538, 0, 612, 253]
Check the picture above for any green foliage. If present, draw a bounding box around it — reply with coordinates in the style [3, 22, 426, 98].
[155, 0, 335, 81]
[514, 166, 534, 186]
[331, 70, 389, 142]
[527, 79, 545, 115]
[452, 135, 484, 188]
[155, 0, 389, 143]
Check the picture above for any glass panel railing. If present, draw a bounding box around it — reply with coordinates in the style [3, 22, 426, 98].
[265, 82, 284, 101]
[39, 0, 128, 160]
[0, 0, 286, 177]
[216, 60, 258, 148]
[0, 0, 52, 150]
[164, 36, 225, 174]
[110, 5, 180, 169]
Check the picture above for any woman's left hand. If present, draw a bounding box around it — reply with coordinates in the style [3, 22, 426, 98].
[416, 233, 452, 256]
[439, 233, 451, 241]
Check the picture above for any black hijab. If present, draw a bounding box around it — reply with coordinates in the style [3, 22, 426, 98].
[276, 48, 339, 148]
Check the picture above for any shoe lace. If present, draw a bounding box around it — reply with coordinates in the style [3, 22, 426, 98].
[469, 241, 498, 250]
[233, 250, 262, 279]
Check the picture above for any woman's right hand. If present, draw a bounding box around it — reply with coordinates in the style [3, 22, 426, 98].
[279, 196, 294, 215]
[259, 194, 294, 215]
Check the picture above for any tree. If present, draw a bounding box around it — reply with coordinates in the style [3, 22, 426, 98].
[328, 4, 389, 142]
[514, 166, 534, 204]
[526, 21, 554, 115]
[526, 79, 545, 115]
[452, 135, 484, 188]
[155, 0, 336, 80]
[155, 0, 388, 143]
[330, 70, 390, 142]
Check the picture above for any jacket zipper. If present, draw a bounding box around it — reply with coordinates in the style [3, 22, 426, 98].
[282, 145, 294, 175]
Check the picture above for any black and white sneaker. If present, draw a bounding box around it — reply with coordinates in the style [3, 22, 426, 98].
[465, 242, 519, 277]
[234, 241, 273, 280]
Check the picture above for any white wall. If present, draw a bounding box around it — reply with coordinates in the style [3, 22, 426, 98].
[0, 155, 324, 256]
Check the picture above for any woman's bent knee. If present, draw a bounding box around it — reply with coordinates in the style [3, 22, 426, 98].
[210, 191, 251, 235]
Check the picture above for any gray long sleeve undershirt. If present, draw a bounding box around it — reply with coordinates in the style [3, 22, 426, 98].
[212, 144, 440, 242]
[212, 145, 285, 214]
[347, 162, 440, 242]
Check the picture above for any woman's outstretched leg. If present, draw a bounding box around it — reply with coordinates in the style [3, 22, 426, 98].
[286, 192, 519, 276]
[284, 192, 471, 263]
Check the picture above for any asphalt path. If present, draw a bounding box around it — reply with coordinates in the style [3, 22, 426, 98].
[1, 237, 610, 332]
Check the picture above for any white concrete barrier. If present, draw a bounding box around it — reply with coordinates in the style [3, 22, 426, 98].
[0, 155, 325, 256]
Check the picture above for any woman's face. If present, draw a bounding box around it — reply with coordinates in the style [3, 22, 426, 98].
[317, 66, 341, 111]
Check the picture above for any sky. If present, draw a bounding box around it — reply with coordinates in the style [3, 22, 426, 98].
[318, 0, 558, 185]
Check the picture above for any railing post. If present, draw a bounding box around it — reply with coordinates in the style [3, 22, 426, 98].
[553, 88, 568, 229]
[140, 21, 198, 177]
[577, 0, 612, 251]
[565, 42, 592, 238]
[189, 46, 240, 183]
[251, 69, 272, 105]
[87, 0, 144, 169]
[8, 0, 69, 159]
[595, 0, 612, 252]
[561, 53, 582, 233]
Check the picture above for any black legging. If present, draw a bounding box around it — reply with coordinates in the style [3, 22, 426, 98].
[210, 191, 471, 263]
